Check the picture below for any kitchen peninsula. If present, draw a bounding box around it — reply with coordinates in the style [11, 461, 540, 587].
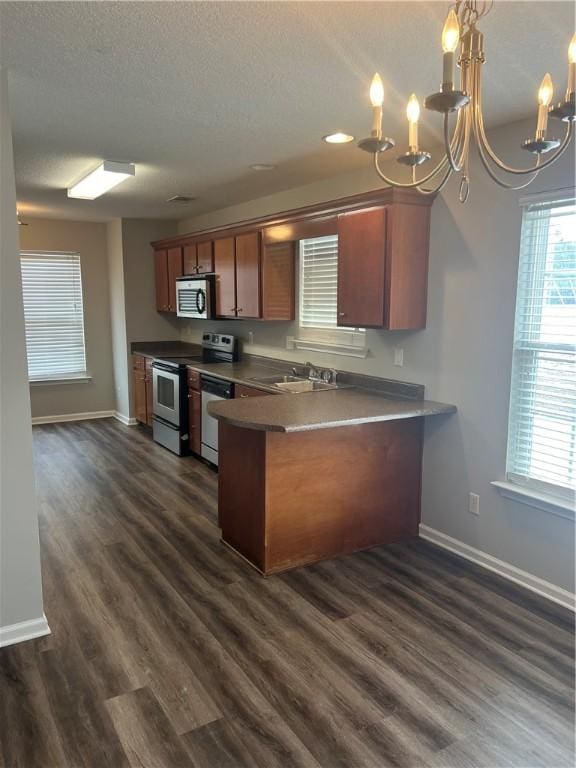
[209, 385, 456, 575]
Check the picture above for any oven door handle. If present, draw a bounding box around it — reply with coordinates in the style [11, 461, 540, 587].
[152, 362, 179, 373]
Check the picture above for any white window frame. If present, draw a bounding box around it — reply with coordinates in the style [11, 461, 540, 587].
[291, 236, 367, 358]
[493, 191, 576, 519]
[20, 250, 89, 384]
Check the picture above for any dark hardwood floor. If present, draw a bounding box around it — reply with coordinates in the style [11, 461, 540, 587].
[1, 418, 574, 768]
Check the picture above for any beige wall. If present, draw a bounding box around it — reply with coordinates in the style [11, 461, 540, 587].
[0, 66, 46, 638]
[19, 218, 115, 419]
[177, 117, 575, 594]
[107, 218, 180, 421]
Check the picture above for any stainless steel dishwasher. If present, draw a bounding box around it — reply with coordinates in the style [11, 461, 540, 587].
[201, 375, 234, 466]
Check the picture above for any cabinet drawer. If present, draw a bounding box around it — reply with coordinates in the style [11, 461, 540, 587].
[187, 368, 201, 390]
[235, 383, 273, 399]
[132, 354, 146, 371]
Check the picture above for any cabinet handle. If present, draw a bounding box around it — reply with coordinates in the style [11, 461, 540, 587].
[240, 394, 249, 398]
[230, 307, 237, 313]
[338, 312, 346, 316]
[237, 308, 243, 313]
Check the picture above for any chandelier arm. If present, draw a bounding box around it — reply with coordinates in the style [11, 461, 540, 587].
[373, 151, 451, 189]
[474, 131, 542, 190]
[416, 166, 453, 196]
[372, 107, 465, 189]
[474, 63, 574, 175]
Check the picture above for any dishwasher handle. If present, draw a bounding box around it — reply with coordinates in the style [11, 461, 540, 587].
[201, 375, 233, 399]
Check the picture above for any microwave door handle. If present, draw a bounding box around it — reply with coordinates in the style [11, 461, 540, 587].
[196, 289, 206, 316]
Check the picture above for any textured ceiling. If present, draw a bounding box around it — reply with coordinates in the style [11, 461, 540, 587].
[1, 1, 574, 222]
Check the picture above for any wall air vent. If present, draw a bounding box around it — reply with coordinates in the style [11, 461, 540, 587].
[166, 195, 197, 204]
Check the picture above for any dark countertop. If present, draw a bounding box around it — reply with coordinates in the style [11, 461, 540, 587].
[131, 341, 456, 432]
[208, 388, 456, 433]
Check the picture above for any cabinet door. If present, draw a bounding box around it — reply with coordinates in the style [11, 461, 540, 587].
[235, 232, 261, 319]
[133, 371, 147, 424]
[167, 246, 183, 312]
[188, 388, 202, 455]
[214, 237, 236, 318]
[261, 241, 295, 321]
[337, 208, 387, 328]
[235, 383, 273, 398]
[145, 359, 153, 427]
[183, 244, 197, 275]
[196, 241, 214, 274]
[154, 250, 169, 312]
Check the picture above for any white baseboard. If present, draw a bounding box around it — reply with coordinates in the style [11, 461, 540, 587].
[0, 613, 51, 648]
[31, 410, 115, 425]
[114, 411, 137, 426]
[419, 524, 575, 612]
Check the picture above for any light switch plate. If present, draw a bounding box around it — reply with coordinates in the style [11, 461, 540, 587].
[394, 347, 404, 367]
[468, 493, 480, 516]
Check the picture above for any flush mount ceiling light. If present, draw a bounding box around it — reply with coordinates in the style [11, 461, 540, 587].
[323, 132, 355, 144]
[67, 160, 135, 200]
[349, 1, 575, 202]
[250, 163, 277, 171]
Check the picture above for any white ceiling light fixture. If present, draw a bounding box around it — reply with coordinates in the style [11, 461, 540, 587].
[323, 132, 355, 144]
[250, 164, 277, 171]
[67, 160, 135, 200]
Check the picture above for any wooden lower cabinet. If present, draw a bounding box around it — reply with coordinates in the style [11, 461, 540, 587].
[187, 367, 202, 455]
[145, 359, 153, 427]
[188, 389, 201, 454]
[132, 354, 153, 426]
[218, 418, 423, 575]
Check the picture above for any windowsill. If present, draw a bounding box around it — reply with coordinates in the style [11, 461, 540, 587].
[491, 480, 575, 521]
[287, 336, 368, 358]
[29, 374, 92, 387]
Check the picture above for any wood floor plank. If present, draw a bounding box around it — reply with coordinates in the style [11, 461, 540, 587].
[1, 418, 572, 768]
[105, 687, 194, 768]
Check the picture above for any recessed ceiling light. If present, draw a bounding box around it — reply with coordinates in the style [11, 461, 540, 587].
[323, 132, 355, 144]
[67, 160, 135, 200]
[250, 164, 277, 171]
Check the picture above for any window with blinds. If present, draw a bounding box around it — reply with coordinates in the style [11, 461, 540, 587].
[299, 235, 340, 329]
[20, 251, 87, 381]
[506, 197, 576, 499]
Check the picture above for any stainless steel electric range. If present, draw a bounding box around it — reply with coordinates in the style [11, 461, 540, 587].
[152, 333, 238, 457]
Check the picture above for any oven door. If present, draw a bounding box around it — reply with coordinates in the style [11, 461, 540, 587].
[152, 364, 181, 426]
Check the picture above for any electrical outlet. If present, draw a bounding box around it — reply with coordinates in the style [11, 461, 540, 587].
[468, 493, 480, 516]
[248, 331, 254, 345]
[394, 347, 404, 367]
[286, 336, 295, 350]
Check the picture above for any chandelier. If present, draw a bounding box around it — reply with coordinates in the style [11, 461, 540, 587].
[357, 0, 575, 203]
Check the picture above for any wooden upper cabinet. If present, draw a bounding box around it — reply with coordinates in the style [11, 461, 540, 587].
[235, 232, 261, 319]
[183, 241, 214, 275]
[167, 247, 183, 312]
[337, 208, 387, 328]
[154, 249, 170, 312]
[337, 203, 430, 330]
[214, 237, 237, 318]
[196, 241, 214, 274]
[183, 243, 197, 275]
[261, 241, 295, 321]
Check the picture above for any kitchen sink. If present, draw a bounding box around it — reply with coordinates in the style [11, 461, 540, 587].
[248, 374, 349, 393]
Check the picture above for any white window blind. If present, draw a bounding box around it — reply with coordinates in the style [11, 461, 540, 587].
[299, 235, 340, 329]
[20, 251, 87, 381]
[506, 197, 576, 498]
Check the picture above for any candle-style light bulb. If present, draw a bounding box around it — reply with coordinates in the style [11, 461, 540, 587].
[441, 9, 460, 91]
[370, 73, 384, 137]
[406, 94, 420, 151]
[567, 32, 576, 97]
[536, 73, 553, 137]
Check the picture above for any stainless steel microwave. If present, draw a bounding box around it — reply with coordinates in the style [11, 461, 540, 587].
[176, 275, 216, 319]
